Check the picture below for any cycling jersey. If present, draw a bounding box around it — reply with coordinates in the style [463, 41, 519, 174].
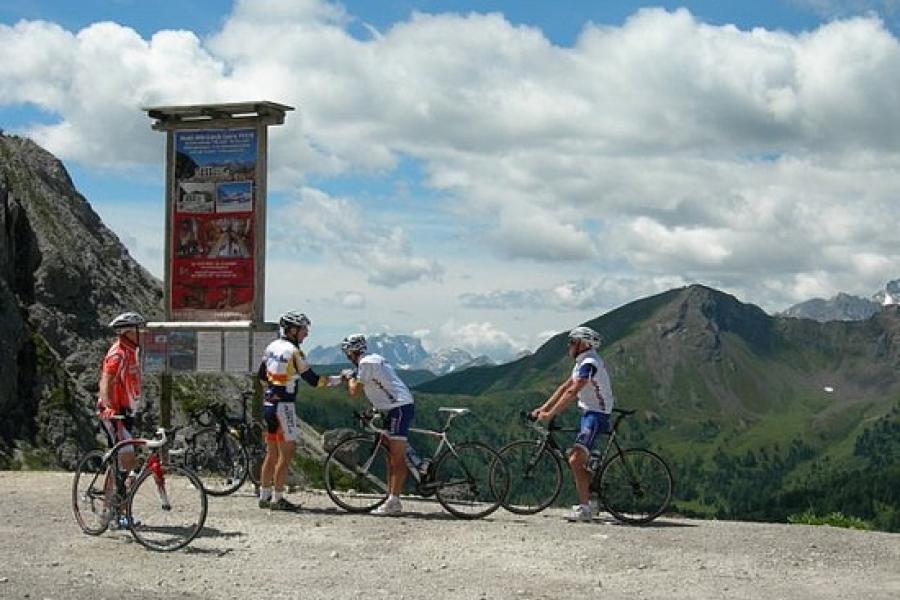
[571, 349, 614, 414]
[100, 336, 141, 414]
[261, 338, 314, 400]
[357, 354, 414, 411]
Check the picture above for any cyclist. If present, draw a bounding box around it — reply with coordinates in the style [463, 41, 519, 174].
[340, 333, 425, 516]
[97, 311, 146, 527]
[257, 311, 341, 511]
[531, 326, 614, 522]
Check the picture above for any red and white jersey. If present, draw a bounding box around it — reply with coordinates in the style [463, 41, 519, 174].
[101, 336, 141, 413]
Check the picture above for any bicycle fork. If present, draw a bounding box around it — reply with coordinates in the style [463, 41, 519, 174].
[147, 454, 172, 510]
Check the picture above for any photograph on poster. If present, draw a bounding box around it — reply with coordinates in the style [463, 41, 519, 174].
[167, 331, 197, 372]
[175, 129, 256, 183]
[216, 181, 253, 213]
[207, 216, 252, 258]
[142, 331, 168, 374]
[177, 182, 216, 213]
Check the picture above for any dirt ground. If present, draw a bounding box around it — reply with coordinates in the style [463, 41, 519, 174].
[2, 471, 899, 600]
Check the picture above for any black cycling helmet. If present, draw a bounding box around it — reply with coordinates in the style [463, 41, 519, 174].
[109, 312, 146, 330]
[279, 310, 311, 330]
[340, 333, 367, 354]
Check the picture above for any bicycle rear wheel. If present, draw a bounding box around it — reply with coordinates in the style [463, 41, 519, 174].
[434, 442, 508, 519]
[127, 463, 208, 551]
[496, 440, 563, 515]
[597, 448, 673, 525]
[246, 423, 266, 488]
[72, 450, 114, 535]
[189, 428, 249, 496]
[323, 435, 389, 513]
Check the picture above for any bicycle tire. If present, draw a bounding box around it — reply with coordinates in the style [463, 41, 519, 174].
[72, 449, 115, 535]
[596, 448, 673, 525]
[433, 442, 509, 520]
[323, 435, 390, 513]
[188, 427, 249, 496]
[495, 440, 564, 515]
[127, 463, 208, 552]
[245, 423, 266, 487]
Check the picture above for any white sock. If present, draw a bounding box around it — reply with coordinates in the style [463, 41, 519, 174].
[260, 487, 272, 501]
[580, 503, 591, 513]
[388, 494, 399, 503]
[273, 490, 283, 503]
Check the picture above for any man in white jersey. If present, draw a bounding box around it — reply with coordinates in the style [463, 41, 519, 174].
[532, 326, 614, 522]
[340, 333, 421, 516]
[257, 311, 342, 511]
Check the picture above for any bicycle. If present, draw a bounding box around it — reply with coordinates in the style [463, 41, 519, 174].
[323, 408, 510, 519]
[495, 408, 673, 524]
[71, 420, 208, 551]
[173, 394, 259, 496]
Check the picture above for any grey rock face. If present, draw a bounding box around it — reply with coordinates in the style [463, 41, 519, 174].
[781, 292, 880, 322]
[0, 133, 163, 466]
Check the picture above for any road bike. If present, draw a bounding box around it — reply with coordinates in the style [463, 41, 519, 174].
[323, 408, 510, 519]
[71, 422, 208, 551]
[495, 408, 673, 524]
[172, 391, 264, 496]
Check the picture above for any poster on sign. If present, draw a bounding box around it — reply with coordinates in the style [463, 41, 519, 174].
[171, 128, 258, 321]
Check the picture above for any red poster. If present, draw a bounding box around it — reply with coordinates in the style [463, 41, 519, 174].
[170, 128, 257, 320]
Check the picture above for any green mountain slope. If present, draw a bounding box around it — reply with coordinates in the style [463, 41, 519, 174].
[302, 284, 900, 529]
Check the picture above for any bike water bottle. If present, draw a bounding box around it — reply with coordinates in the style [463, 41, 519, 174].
[406, 445, 423, 482]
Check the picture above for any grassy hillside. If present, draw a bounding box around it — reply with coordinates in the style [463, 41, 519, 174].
[296, 285, 900, 530]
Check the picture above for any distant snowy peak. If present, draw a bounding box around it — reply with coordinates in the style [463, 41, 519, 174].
[782, 278, 899, 322]
[306, 335, 485, 375]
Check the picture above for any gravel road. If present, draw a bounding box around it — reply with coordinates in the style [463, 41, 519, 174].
[2, 471, 899, 600]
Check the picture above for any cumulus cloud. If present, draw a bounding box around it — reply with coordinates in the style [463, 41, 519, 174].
[459, 276, 687, 313]
[336, 291, 366, 309]
[2, 2, 900, 310]
[426, 320, 526, 361]
[279, 187, 443, 287]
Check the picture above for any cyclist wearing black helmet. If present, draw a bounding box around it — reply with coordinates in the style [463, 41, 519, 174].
[256, 310, 341, 511]
[531, 326, 615, 522]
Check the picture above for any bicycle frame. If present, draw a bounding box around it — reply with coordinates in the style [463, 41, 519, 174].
[524, 410, 631, 477]
[366, 411, 465, 480]
[94, 430, 172, 520]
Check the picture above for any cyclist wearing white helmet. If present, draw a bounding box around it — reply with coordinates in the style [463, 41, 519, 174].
[531, 325, 615, 522]
[256, 310, 342, 511]
[97, 311, 146, 521]
[340, 333, 421, 516]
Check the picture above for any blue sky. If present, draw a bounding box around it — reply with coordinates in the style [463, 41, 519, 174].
[2, 0, 900, 359]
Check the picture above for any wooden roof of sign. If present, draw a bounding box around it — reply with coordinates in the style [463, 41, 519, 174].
[143, 101, 294, 130]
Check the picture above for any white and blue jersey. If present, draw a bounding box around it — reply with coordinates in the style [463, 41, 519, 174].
[571, 349, 614, 414]
[357, 354, 414, 411]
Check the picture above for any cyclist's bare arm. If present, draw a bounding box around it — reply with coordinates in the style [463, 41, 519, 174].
[539, 379, 589, 420]
[533, 379, 572, 417]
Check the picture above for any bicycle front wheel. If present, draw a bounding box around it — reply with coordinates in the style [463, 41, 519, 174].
[72, 450, 114, 535]
[127, 463, 208, 551]
[597, 448, 673, 525]
[496, 440, 563, 515]
[434, 442, 508, 519]
[323, 436, 389, 513]
[189, 429, 249, 496]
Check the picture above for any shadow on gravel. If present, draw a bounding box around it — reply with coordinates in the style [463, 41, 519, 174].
[199, 525, 246, 539]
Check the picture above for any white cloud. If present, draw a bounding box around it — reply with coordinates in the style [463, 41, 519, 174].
[337, 291, 366, 309]
[459, 276, 687, 313]
[278, 187, 443, 287]
[2, 2, 900, 316]
[429, 320, 527, 361]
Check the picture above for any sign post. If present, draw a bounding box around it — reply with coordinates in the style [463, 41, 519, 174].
[143, 102, 293, 424]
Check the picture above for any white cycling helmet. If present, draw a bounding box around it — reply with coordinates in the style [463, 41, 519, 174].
[279, 310, 311, 329]
[340, 333, 368, 354]
[109, 311, 146, 330]
[568, 326, 603, 349]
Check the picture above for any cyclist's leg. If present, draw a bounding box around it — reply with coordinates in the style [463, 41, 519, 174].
[390, 404, 415, 495]
[568, 411, 608, 517]
[259, 400, 282, 505]
[271, 402, 300, 509]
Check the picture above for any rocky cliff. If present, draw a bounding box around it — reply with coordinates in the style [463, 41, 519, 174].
[0, 133, 163, 467]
